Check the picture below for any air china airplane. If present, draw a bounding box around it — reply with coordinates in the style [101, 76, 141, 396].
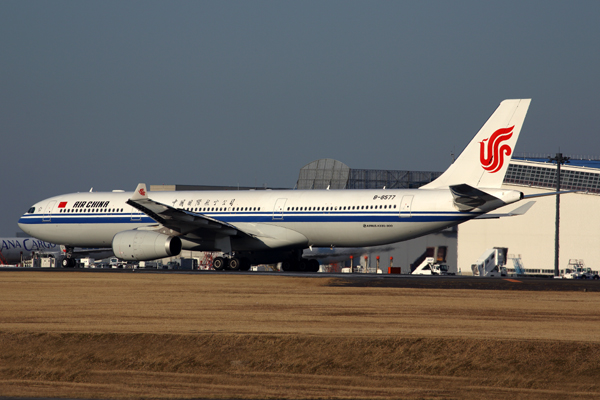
[20, 99, 534, 271]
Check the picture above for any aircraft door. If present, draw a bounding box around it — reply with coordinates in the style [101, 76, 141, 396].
[130, 207, 141, 221]
[273, 198, 287, 220]
[399, 196, 413, 218]
[43, 201, 56, 222]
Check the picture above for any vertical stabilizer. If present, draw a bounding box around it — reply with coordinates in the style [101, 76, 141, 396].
[422, 99, 531, 189]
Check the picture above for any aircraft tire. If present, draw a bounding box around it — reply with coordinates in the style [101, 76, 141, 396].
[228, 258, 240, 271]
[213, 257, 226, 271]
[298, 259, 309, 272]
[61, 258, 75, 268]
[281, 261, 293, 272]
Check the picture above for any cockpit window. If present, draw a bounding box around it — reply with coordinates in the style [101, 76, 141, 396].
[27, 207, 36, 214]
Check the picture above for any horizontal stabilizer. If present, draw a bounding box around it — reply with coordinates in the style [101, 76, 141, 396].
[474, 201, 536, 219]
[523, 190, 576, 199]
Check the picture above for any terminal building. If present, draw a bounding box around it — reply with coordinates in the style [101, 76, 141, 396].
[152, 155, 600, 274]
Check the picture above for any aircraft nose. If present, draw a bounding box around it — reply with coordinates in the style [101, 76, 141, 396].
[18, 218, 31, 235]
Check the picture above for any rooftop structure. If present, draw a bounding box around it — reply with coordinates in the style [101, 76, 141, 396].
[506, 156, 600, 194]
[296, 159, 442, 190]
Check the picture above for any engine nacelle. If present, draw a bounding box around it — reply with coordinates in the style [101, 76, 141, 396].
[112, 230, 182, 261]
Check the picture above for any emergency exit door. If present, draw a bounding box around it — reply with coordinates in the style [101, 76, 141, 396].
[399, 195, 413, 218]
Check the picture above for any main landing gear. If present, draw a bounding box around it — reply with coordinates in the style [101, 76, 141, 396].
[212, 256, 251, 271]
[211, 256, 319, 273]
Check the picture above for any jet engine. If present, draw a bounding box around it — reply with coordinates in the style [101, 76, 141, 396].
[112, 230, 182, 261]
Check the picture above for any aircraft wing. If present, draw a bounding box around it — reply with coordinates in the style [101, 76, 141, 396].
[127, 183, 241, 237]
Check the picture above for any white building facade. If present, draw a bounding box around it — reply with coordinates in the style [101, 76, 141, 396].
[458, 158, 600, 275]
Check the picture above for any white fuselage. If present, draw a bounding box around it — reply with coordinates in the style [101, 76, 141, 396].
[18, 187, 518, 252]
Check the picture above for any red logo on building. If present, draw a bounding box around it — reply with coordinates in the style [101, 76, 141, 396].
[480, 126, 514, 173]
[139, 188, 146, 196]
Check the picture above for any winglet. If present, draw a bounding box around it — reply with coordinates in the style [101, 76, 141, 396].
[131, 183, 148, 201]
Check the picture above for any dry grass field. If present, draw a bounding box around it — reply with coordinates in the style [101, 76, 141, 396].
[0, 271, 599, 399]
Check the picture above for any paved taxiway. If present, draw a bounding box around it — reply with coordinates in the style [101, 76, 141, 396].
[1, 266, 598, 291]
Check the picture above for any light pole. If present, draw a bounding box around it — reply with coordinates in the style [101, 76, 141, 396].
[548, 153, 570, 277]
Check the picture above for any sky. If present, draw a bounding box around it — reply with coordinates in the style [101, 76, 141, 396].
[2, 1, 600, 236]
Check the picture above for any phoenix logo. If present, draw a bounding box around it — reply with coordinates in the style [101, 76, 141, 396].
[480, 126, 514, 173]
[139, 188, 146, 196]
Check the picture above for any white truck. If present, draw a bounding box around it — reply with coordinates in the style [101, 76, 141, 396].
[471, 247, 508, 277]
[411, 257, 453, 275]
[109, 257, 127, 269]
[563, 260, 599, 279]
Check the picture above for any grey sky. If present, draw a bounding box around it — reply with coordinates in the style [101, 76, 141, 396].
[2, 1, 599, 236]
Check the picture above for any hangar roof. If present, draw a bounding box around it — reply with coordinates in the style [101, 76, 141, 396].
[507, 156, 600, 193]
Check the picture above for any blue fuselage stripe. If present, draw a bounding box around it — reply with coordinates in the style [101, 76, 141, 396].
[18, 211, 472, 225]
